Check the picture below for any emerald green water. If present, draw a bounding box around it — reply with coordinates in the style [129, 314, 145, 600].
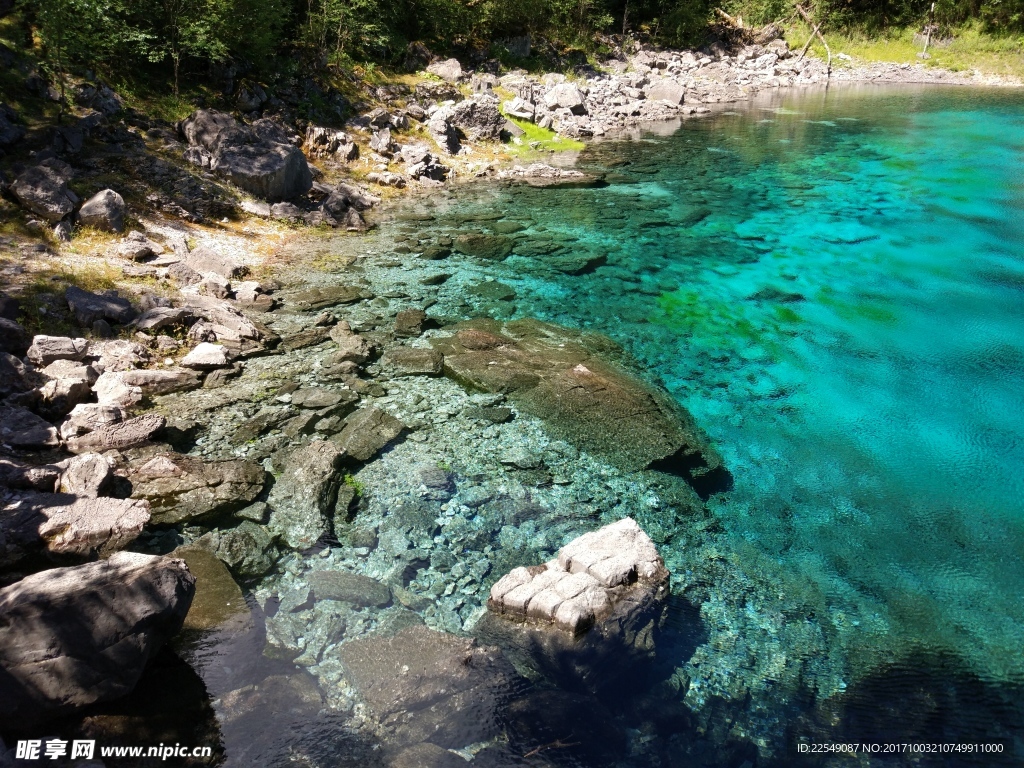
[427, 85, 1024, 695]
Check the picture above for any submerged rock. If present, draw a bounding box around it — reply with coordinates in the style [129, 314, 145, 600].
[0, 552, 195, 728]
[337, 625, 519, 753]
[267, 440, 344, 549]
[309, 569, 391, 607]
[431, 319, 729, 495]
[170, 545, 248, 631]
[331, 406, 405, 462]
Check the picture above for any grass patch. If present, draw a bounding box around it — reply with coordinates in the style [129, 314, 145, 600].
[785, 20, 1024, 79]
[501, 111, 587, 155]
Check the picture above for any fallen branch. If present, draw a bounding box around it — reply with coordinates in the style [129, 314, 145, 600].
[523, 738, 581, 758]
[715, 7, 741, 26]
[796, 4, 832, 79]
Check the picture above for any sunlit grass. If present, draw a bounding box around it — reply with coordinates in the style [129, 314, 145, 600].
[784, 20, 1024, 79]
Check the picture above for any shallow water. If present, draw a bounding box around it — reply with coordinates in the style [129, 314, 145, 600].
[392, 84, 1024, 752]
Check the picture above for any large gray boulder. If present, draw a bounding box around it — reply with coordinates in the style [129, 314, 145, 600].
[448, 98, 506, 142]
[9, 158, 78, 222]
[65, 285, 136, 327]
[426, 58, 463, 82]
[77, 188, 126, 232]
[427, 107, 460, 155]
[128, 452, 266, 524]
[178, 109, 312, 201]
[0, 493, 150, 567]
[267, 440, 344, 549]
[544, 83, 586, 114]
[0, 552, 194, 728]
[645, 80, 685, 105]
[0, 406, 59, 449]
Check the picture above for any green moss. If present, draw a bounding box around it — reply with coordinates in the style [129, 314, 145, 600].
[343, 473, 365, 497]
[500, 111, 587, 155]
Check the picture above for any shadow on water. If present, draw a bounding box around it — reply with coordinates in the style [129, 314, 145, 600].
[479, 594, 768, 768]
[790, 650, 1024, 768]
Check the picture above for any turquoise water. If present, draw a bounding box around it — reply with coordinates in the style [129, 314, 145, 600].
[427, 85, 1024, 692]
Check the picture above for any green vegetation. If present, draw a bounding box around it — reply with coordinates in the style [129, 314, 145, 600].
[501, 112, 588, 154]
[343, 473, 366, 497]
[788, 21, 1024, 79]
[7, 0, 1021, 133]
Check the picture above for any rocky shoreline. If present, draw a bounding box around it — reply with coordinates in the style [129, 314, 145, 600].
[1, 30, 1020, 767]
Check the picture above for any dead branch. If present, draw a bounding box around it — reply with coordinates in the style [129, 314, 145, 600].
[715, 7, 741, 26]
[796, 4, 832, 79]
[523, 739, 581, 758]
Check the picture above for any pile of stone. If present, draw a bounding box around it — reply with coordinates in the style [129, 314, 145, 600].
[5, 156, 128, 239]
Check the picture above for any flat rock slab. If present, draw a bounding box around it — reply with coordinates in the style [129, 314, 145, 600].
[338, 625, 519, 750]
[0, 552, 194, 728]
[267, 440, 344, 549]
[431, 318, 729, 495]
[453, 233, 513, 261]
[488, 518, 668, 635]
[331, 406, 405, 462]
[291, 386, 357, 410]
[288, 285, 366, 311]
[0, 406, 59, 449]
[308, 570, 391, 607]
[94, 369, 200, 407]
[381, 347, 444, 377]
[0, 493, 150, 567]
[65, 412, 165, 454]
[26, 335, 90, 366]
[129, 452, 266, 524]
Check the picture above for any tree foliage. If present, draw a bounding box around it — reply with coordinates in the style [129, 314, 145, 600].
[21, 0, 1024, 99]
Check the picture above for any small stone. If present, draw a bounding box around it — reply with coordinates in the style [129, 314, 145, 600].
[308, 570, 391, 607]
[181, 342, 230, 369]
[394, 308, 427, 337]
